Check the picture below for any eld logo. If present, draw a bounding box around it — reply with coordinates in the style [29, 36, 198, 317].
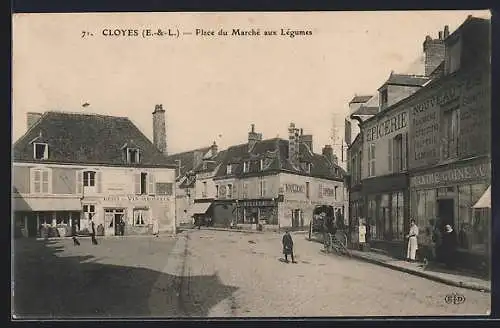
[445, 293, 466, 305]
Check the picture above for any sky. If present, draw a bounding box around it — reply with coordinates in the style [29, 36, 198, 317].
[12, 10, 490, 155]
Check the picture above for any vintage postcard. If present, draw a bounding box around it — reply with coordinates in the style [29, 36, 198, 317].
[11, 10, 491, 319]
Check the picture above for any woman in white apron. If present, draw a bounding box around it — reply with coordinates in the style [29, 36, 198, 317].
[406, 219, 419, 262]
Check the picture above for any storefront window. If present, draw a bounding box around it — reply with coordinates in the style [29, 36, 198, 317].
[391, 192, 404, 240]
[457, 183, 489, 253]
[367, 196, 377, 240]
[56, 212, 70, 225]
[378, 194, 389, 240]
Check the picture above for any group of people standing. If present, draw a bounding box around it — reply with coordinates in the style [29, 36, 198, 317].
[406, 218, 459, 268]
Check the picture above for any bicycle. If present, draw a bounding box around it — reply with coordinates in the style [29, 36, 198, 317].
[324, 230, 351, 257]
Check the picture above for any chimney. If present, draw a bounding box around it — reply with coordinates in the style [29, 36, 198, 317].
[248, 124, 262, 151]
[288, 122, 300, 164]
[210, 141, 218, 157]
[444, 25, 450, 38]
[27, 112, 42, 131]
[152, 104, 167, 154]
[322, 145, 335, 163]
[423, 31, 446, 76]
[299, 133, 313, 152]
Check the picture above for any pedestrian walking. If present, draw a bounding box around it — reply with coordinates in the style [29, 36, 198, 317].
[406, 219, 419, 262]
[442, 224, 458, 268]
[153, 219, 159, 237]
[90, 218, 98, 245]
[71, 222, 80, 246]
[282, 231, 297, 263]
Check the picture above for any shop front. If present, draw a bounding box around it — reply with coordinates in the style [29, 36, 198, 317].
[236, 198, 278, 230]
[361, 173, 409, 256]
[409, 157, 491, 267]
[90, 194, 175, 236]
[13, 196, 82, 238]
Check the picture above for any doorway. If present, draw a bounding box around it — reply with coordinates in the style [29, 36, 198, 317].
[27, 214, 38, 238]
[437, 199, 454, 230]
[114, 212, 125, 236]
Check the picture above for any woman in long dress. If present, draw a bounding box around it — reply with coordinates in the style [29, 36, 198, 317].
[406, 219, 419, 262]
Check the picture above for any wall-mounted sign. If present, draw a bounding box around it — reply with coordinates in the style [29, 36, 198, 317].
[410, 163, 490, 188]
[365, 111, 408, 142]
[103, 195, 171, 202]
[284, 184, 305, 193]
[240, 200, 275, 207]
[409, 70, 489, 169]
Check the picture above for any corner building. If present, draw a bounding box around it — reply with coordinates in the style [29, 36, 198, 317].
[408, 17, 491, 268]
[12, 106, 177, 238]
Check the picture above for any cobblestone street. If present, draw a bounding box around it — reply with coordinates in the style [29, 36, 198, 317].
[13, 230, 491, 318]
[165, 230, 491, 317]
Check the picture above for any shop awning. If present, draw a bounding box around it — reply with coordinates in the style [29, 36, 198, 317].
[186, 202, 212, 217]
[12, 197, 82, 212]
[472, 186, 491, 209]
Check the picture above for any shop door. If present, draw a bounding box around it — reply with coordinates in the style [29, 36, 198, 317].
[114, 214, 124, 235]
[438, 199, 454, 230]
[27, 214, 38, 238]
[105, 210, 115, 236]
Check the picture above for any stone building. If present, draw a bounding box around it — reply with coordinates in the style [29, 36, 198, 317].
[12, 106, 177, 238]
[348, 16, 491, 271]
[347, 24, 450, 250]
[205, 123, 346, 230]
[407, 16, 491, 268]
[164, 144, 217, 225]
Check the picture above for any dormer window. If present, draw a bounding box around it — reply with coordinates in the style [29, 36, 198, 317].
[125, 147, 141, 164]
[306, 163, 312, 173]
[259, 159, 264, 171]
[243, 161, 249, 173]
[380, 88, 388, 109]
[227, 164, 232, 175]
[33, 143, 48, 160]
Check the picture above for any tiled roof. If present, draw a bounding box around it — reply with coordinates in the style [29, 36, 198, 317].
[214, 138, 345, 181]
[380, 74, 429, 89]
[349, 95, 373, 104]
[194, 150, 227, 174]
[352, 106, 378, 116]
[13, 111, 174, 167]
[164, 146, 211, 178]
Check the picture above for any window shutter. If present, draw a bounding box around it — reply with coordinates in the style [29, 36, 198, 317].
[96, 171, 102, 193]
[42, 170, 49, 193]
[33, 169, 41, 193]
[148, 173, 155, 195]
[76, 171, 83, 194]
[388, 139, 393, 172]
[134, 173, 141, 195]
[402, 133, 408, 171]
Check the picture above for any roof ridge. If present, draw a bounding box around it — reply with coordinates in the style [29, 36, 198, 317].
[45, 110, 129, 119]
[166, 146, 211, 157]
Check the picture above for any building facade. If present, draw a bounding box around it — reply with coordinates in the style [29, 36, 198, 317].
[164, 144, 216, 225]
[208, 124, 346, 230]
[12, 106, 177, 238]
[347, 25, 451, 252]
[408, 17, 491, 266]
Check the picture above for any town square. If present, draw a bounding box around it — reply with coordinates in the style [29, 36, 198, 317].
[11, 11, 492, 318]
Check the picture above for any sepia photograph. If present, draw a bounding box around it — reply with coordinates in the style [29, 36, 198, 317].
[11, 10, 491, 319]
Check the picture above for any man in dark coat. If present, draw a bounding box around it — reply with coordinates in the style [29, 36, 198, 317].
[282, 231, 297, 263]
[90, 218, 98, 245]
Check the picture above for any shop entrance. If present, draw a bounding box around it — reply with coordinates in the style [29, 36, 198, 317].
[437, 199, 454, 230]
[105, 208, 125, 236]
[27, 214, 38, 238]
